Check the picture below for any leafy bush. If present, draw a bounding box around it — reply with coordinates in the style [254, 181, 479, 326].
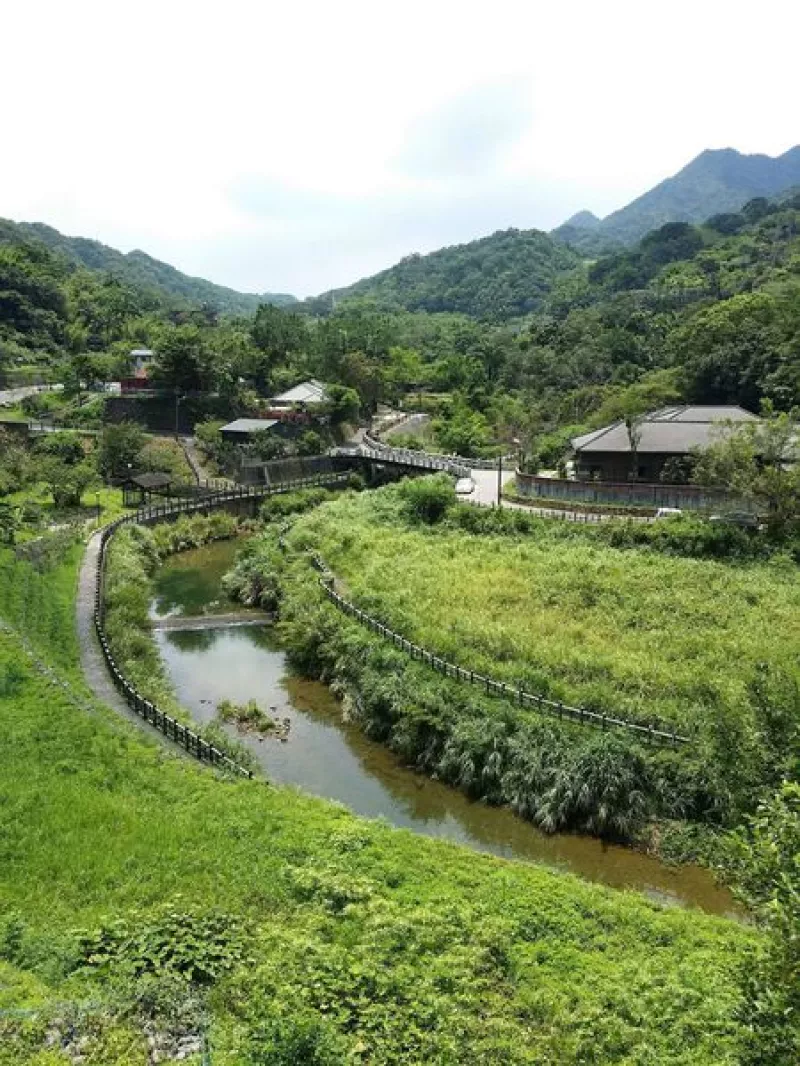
[222, 539, 283, 610]
[98, 421, 146, 479]
[32, 430, 85, 465]
[150, 511, 238, 555]
[73, 903, 249, 985]
[246, 1011, 347, 1066]
[259, 487, 336, 522]
[397, 474, 455, 524]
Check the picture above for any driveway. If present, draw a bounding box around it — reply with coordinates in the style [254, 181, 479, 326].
[0, 384, 62, 407]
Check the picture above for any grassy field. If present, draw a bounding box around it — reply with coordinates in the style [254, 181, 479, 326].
[0, 483, 762, 1063]
[6, 482, 128, 537]
[294, 488, 800, 739]
[0, 619, 756, 1064]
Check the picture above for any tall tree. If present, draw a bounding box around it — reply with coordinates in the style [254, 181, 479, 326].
[693, 402, 800, 535]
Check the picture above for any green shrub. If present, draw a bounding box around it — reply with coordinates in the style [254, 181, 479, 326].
[397, 474, 455, 524]
[246, 1011, 347, 1066]
[73, 903, 249, 985]
[258, 487, 335, 522]
[150, 511, 238, 555]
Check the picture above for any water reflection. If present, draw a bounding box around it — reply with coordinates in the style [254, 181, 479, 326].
[152, 614, 741, 917]
[150, 540, 246, 618]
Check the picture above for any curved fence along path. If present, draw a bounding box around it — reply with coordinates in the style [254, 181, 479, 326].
[361, 433, 473, 478]
[89, 454, 688, 777]
[307, 555, 689, 750]
[90, 471, 352, 777]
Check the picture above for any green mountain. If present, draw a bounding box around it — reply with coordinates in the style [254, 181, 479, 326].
[0, 219, 70, 356]
[554, 146, 800, 253]
[15, 221, 297, 314]
[303, 228, 581, 320]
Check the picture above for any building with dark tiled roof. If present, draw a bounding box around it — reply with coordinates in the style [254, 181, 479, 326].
[571, 405, 758, 482]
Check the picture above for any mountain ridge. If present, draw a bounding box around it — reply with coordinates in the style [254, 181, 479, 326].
[300, 227, 581, 320]
[14, 220, 297, 314]
[552, 145, 800, 253]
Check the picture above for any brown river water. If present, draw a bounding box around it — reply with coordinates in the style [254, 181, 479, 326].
[150, 539, 741, 918]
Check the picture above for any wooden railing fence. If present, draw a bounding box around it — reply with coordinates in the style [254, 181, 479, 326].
[94, 470, 352, 775]
[307, 554, 689, 749]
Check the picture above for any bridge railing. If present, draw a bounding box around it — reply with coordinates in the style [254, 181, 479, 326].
[361, 433, 472, 478]
[370, 415, 513, 470]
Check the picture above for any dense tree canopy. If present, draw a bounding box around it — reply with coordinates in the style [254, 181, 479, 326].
[2, 194, 799, 469]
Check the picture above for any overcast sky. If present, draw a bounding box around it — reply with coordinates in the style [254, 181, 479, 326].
[2, 0, 797, 297]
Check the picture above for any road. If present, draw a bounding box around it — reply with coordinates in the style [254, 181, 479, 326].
[467, 466, 515, 506]
[464, 465, 648, 523]
[0, 383, 62, 407]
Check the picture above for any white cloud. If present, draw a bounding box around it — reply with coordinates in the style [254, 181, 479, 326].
[1, 0, 797, 295]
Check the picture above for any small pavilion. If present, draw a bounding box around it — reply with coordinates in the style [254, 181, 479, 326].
[121, 472, 173, 507]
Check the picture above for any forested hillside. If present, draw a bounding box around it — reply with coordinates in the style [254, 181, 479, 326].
[2, 191, 799, 466]
[552, 145, 800, 254]
[11, 219, 296, 314]
[303, 228, 581, 320]
[526, 192, 800, 407]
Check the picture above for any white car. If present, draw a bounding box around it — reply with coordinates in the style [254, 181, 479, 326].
[654, 507, 683, 519]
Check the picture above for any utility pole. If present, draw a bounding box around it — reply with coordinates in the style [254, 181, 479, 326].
[497, 453, 503, 508]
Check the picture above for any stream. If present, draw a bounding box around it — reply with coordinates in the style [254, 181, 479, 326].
[150, 539, 741, 918]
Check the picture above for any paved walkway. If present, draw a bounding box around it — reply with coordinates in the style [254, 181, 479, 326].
[76, 532, 139, 722]
[179, 435, 227, 485]
[76, 531, 185, 753]
[0, 383, 62, 407]
[468, 466, 516, 506]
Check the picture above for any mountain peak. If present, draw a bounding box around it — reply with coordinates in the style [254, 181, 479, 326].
[582, 145, 800, 247]
[561, 210, 601, 230]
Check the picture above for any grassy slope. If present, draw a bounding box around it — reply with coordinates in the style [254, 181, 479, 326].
[0, 625, 753, 1064]
[296, 491, 800, 735]
[0, 540, 755, 1063]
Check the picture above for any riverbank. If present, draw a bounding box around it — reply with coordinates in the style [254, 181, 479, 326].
[0, 614, 757, 1064]
[0, 504, 763, 1062]
[264, 481, 797, 851]
[150, 542, 739, 913]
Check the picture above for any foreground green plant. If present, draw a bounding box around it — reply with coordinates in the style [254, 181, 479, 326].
[0, 627, 757, 1063]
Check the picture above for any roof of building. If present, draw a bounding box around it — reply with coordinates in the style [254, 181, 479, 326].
[220, 418, 279, 435]
[126, 472, 173, 489]
[270, 379, 329, 405]
[129, 348, 154, 357]
[572, 406, 758, 455]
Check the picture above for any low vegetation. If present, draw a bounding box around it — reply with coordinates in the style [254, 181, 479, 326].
[0, 624, 759, 1064]
[222, 480, 799, 845]
[216, 698, 277, 734]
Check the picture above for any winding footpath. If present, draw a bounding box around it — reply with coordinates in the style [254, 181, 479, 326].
[76, 529, 186, 756]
